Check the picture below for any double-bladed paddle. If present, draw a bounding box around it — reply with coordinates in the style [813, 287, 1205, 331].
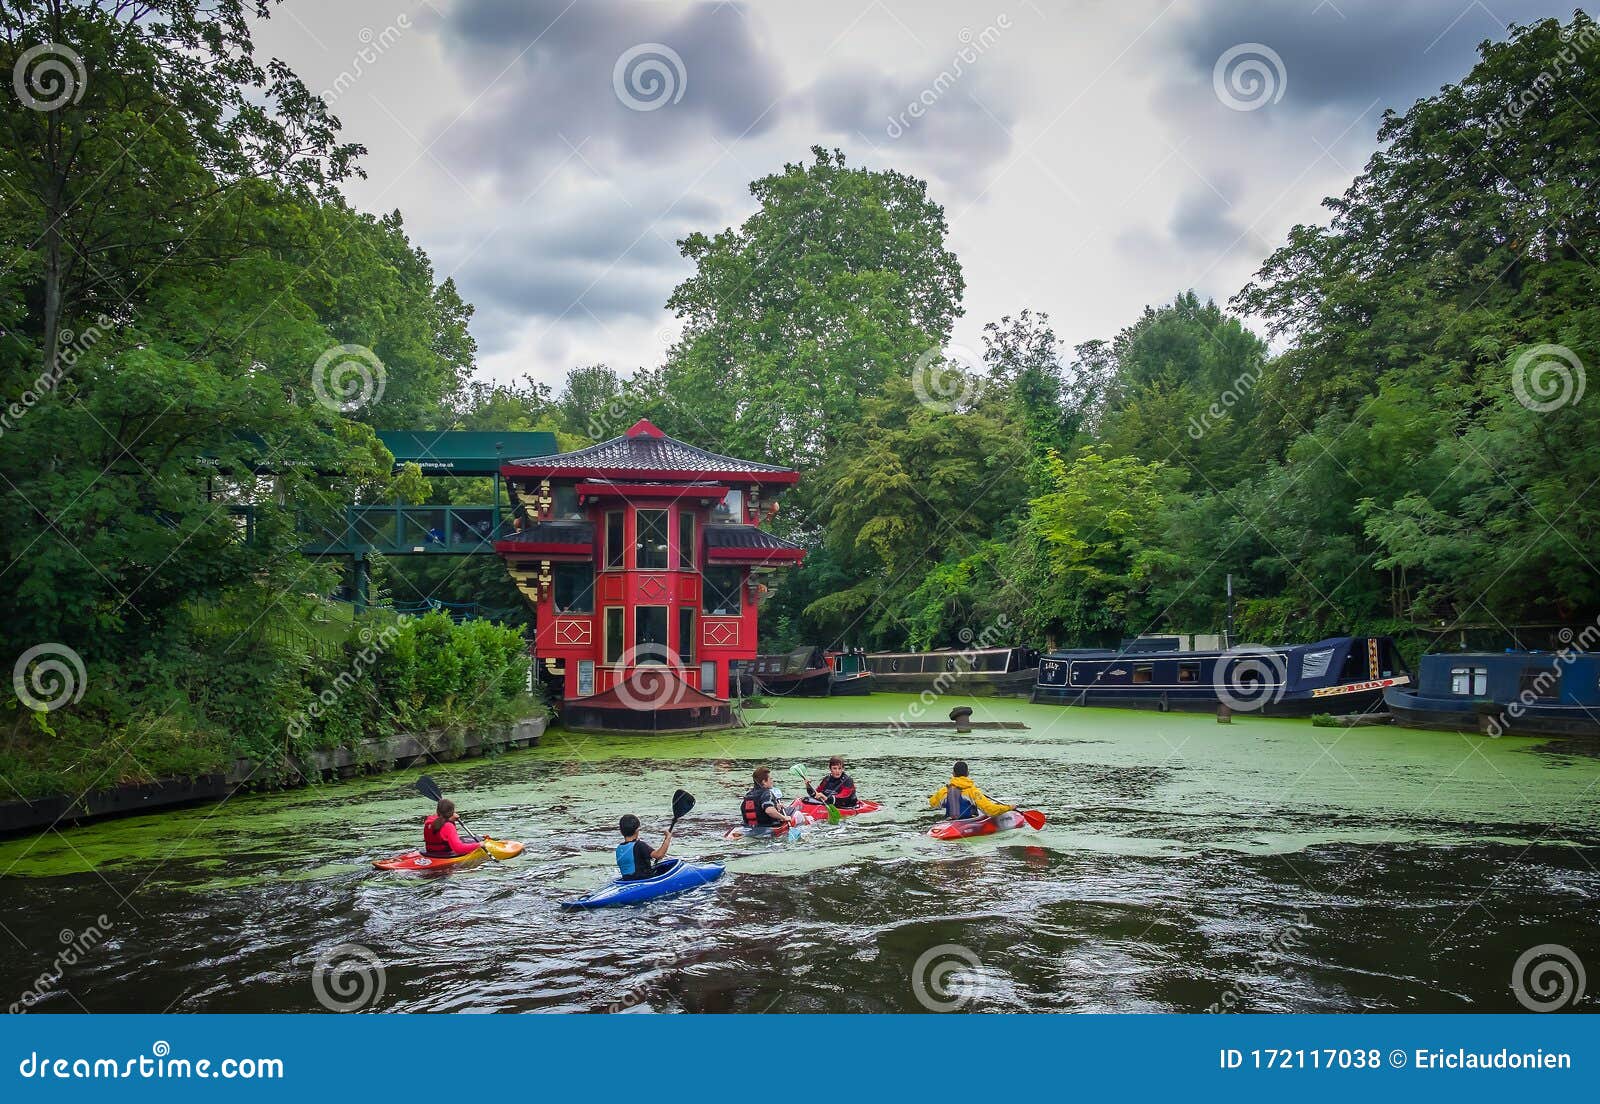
[789, 764, 842, 824]
[413, 773, 503, 860]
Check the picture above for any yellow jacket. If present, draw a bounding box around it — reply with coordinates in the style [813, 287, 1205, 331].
[927, 775, 1012, 817]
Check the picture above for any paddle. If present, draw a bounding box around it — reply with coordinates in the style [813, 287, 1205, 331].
[789, 764, 842, 824]
[669, 788, 695, 832]
[413, 773, 502, 860]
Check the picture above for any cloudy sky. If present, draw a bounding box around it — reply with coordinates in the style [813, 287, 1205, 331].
[253, 0, 1576, 388]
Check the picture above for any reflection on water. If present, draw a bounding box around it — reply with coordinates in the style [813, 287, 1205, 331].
[1, 696, 1597, 1013]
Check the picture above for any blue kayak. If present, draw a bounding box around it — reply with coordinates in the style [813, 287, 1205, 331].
[561, 857, 725, 909]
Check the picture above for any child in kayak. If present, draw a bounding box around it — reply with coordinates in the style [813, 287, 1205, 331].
[423, 799, 483, 857]
[740, 767, 790, 831]
[616, 814, 672, 881]
[802, 756, 859, 809]
[927, 761, 1013, 820]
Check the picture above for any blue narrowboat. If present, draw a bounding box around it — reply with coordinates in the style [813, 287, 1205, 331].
[1032, 636, 1409, 716]
[1384, 651, 1600, 736]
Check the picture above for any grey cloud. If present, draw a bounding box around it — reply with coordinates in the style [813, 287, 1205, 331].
[1166, 0, 1573, 118]
[811, 62, 1018, 192]
[434, 0, 785, 178]
[443, 194, 718, 352]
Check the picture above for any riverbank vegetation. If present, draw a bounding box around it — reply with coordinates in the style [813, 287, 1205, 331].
[2, 6, 1596, 796]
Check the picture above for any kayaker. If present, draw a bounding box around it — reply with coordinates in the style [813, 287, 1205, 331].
[616, 814, 672, 881]
[740, 767, 790, 831]
[423, 799, 483, 857]
[927, 760, 1013, 820]
[803, 756, 859, 809]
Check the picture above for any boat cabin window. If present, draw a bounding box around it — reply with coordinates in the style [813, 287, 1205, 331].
[552, 562, 594, 613]
[1519, 668, 1560, 700]
[636, 510, 669, 569]
[1133, 664, 1154, 685]
[1450, 666, 1488, 696]
[701, 566, 743, 615]
[1301, 646, 1335, 680]
[1177, 662, 1200, 684]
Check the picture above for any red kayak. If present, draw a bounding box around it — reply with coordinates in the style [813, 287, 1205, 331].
[372, 839, 524, 871]
[928, 810, 1042, 840]
[796, 799, 883, 818]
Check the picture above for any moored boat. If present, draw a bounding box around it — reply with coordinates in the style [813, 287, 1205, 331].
[1384, 650, 1600, 737]
[862, 646, 1038, 695]
[1032, 636, 1409, 716]
[746, 646, 873, 696]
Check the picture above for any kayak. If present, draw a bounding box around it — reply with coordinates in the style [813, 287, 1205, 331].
[372, 838, 524, 871]
[927, 810, 1040, 840]
[723, 821, 793, 841]
[561, 857, 725, 909]
[796, 799, 882, 818]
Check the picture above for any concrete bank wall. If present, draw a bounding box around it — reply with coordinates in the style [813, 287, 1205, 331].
[0, 714, 547, 836]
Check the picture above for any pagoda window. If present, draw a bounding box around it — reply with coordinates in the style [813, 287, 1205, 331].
[635, 606, 668, 660]
[637, 510, 669, 569]
[678, 511, 696, 570]
[603, 607, 624, 664]
[552, 484, 583, 520]
[679, 607, 695, 664]
[552, 563, 594, 614]
[605, 511, 624, 569]
[712, 488, 743, 524]
[701, 566, 743, 616]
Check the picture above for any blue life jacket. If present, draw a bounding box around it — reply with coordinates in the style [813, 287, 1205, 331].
[616, 839, 655, 879]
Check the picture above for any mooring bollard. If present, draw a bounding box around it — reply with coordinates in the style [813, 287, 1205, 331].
[950, 705, 974, 733]
[1217, 703, 1232, 724]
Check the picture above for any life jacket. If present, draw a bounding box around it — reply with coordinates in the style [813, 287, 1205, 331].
[616, 840, 652, 879]
[742, 786, 781, 827]
[813, 773, 858, 807]
[423, 814, 455, 857]
[944, 783, 977, 819]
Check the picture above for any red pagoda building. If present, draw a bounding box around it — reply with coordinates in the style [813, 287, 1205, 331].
[494, 419, 804, 733]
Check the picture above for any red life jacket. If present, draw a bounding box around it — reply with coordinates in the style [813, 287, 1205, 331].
[741, 786, 780, 827]
[423, 814, 455, 856]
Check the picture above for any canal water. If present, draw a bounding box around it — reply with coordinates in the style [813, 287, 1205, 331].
[2, 695, 1596, 1013]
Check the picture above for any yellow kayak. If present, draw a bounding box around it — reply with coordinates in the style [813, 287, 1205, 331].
[372, 838, 524, 871]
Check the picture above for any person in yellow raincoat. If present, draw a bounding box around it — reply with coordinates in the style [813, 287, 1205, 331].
[927, 760, 1014, 820]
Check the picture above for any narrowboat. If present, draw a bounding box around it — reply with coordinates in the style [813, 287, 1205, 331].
[1384, 651, 1600, 737]
[745, 647, 873, 696]
[1032, 636, 1409, 716]
[863, 647, 1039, 695]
